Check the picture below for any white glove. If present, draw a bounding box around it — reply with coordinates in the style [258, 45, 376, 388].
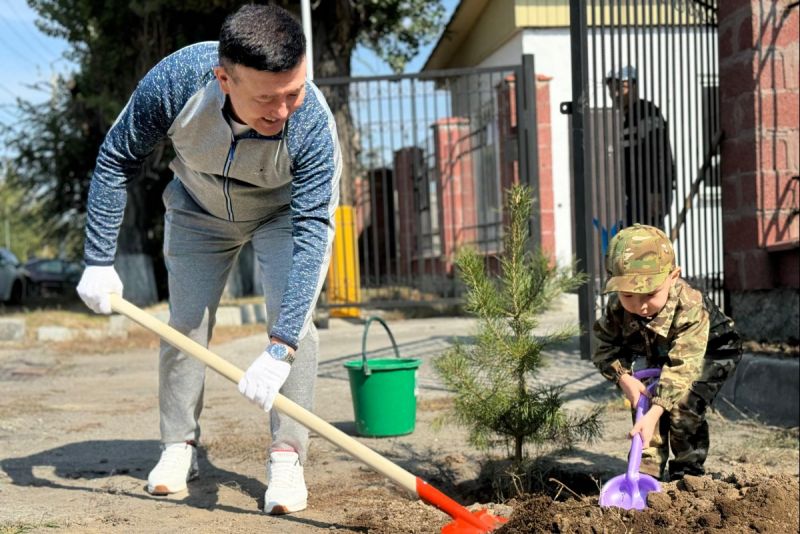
[238, 351, 291, 412]
[76, 265, 124, 314]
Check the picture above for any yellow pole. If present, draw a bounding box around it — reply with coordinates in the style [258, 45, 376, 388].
[327, 205, 361, 318]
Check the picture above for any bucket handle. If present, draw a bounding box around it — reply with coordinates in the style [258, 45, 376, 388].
[361, 316, 401, 376]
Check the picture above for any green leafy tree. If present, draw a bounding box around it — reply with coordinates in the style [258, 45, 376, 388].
[6, 0, 240, 302]
[3, 0, 446, 302]
[434, 185, 602, 464]
[0, 164, 69, 261]
[305, 0, 446, 205]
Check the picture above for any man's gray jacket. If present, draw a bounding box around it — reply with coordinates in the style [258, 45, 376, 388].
[84, 42, 341, 348]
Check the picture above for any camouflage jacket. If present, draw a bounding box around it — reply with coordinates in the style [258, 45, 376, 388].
[592, 278, 709, 411]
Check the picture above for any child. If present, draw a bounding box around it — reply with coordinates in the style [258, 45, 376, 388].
[593, 224, 742, 481]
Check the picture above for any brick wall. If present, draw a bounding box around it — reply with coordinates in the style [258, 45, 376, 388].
[719, 1, 799, 291]
[719, 1, 799, 341]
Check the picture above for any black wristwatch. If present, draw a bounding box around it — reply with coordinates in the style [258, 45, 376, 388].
[267, 342, 295, 365]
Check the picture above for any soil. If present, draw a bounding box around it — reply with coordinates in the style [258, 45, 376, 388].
[498, 471, 800, 534]
[1, 317, 798, 533]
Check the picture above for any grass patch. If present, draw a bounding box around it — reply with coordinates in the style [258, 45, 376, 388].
[204, 435, 268, 464]
[599, 396, 629, 413]
[3, 296, 261, 331]
[0, 298, 267, 354]
[45, 323, 267, 355]
[752, 427, 800, 450]
[417, 396, 453, 412]
[8, 309, 107, 330]
[204, 420, 270, 464]
[0, 521, 61, 533]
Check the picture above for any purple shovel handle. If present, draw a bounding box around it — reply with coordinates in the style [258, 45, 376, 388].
[598, 367, 663, 510]
[625, 395, 648, 488]
[626, 369, 661, 490]
[633, 368, 661, 381]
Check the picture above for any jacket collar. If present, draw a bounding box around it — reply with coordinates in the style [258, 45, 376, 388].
[644, 283, 680, 338]
[619, 283, 680, 338]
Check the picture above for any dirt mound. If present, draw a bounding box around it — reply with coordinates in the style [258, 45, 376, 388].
[497, 471, 799, 533]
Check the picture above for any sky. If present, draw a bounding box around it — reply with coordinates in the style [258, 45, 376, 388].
[350, 0, 459, 76]
[0, 0, 72, 127]
[0, 0, 459, 132]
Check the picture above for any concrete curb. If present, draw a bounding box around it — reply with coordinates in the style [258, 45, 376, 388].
[718, 354, 800, 427]
[0, 319, 25, 341]
[16, 302, 328, 343]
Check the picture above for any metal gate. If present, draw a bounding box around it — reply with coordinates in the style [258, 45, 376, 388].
[566, 1, 723, 356]
[316, 57, 540, 310]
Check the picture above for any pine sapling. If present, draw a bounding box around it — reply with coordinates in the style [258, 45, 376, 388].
[434, 184, 602, 464]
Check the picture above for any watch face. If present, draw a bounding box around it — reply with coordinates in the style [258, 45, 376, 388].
[269, 343, 289, 359]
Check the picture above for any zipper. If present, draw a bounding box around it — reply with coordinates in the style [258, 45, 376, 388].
[642, 324, 653, 360]
[222, 136, 237, 221]
[630, 320, 653, 372]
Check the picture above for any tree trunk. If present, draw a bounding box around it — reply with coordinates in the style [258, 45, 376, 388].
[515, 366, 526, 463]
[116, 183, 158, 306]
[309, 1, 360, 207]
[113, 14, 173, 306]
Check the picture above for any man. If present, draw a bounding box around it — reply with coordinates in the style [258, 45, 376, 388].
[606, 66, 675, 230]
[76, 4, 340, 515]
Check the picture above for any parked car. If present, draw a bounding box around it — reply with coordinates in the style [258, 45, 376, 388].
[0, 248, 27, 304]
[24, 258, 83, 297]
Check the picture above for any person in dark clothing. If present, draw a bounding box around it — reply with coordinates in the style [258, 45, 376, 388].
[606, 66, 675, 230]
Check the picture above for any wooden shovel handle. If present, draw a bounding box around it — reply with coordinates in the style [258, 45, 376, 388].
[109, 294, 418, 494]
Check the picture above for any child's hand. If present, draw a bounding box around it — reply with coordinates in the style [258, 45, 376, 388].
[618, 374, 648, 408]
[629, 405, 665, 447]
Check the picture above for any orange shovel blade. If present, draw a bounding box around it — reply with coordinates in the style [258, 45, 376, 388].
[441, 509, 508, 534]
[417, 478, 507, 533]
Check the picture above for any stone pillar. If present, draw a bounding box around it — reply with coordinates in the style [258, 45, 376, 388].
[432, 117, 477, 274]
[495, 74, 557, 262]
[394, 147, 423, 277]
[536, 75, 556, 262]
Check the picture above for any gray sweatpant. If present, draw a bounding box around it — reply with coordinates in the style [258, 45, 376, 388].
[159, 179, 319, 463]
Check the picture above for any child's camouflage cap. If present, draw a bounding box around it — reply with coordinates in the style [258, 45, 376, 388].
[604, 224, 675, 294]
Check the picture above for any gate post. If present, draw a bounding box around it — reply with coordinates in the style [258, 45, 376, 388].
[516, 54, 541, 248]
[567, 0, 596, 360]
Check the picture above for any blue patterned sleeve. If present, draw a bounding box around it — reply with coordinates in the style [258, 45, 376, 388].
[271, 83, 342, 348]
[84, 43, 217, 265]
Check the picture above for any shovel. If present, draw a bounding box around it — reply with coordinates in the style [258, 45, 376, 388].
[109, 295, 506, 534]
[599, 368, 662, 510]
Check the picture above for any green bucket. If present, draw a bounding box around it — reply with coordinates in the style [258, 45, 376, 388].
[343, 317, 422, 437]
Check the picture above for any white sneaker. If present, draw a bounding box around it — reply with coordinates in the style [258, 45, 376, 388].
[147, 441, 199, 495]
[264, 450, 308, 514]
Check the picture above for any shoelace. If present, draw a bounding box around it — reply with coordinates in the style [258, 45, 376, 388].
[157, 444, 191, 470]
[268, 458, 298, 488]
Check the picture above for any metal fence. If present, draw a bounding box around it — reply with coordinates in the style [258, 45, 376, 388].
[316, 57, 539, 309]
[567, 0, 723, 356]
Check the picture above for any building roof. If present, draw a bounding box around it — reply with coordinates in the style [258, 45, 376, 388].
[425, 0, 520, 71]
[423, 0, 704, 71]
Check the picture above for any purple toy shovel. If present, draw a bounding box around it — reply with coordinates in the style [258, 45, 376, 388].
[599, 368, 662, 510]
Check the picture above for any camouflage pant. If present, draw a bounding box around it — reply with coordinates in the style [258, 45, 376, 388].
[637, 350, 740, 480]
